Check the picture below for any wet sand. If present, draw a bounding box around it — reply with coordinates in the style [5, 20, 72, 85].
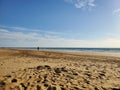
[0, 49, 120, 90]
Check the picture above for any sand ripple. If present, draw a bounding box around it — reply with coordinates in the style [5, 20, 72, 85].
[0, 65, 120, 90]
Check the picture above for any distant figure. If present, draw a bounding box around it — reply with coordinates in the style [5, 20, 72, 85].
[37, 47, 39, 50]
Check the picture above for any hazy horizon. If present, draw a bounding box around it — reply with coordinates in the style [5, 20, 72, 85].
[0, 0, 120, 47]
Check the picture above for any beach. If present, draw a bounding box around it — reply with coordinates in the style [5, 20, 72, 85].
[0, 49, 120, 90]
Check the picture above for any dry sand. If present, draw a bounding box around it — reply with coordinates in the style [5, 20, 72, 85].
[0, 49, 120, 90]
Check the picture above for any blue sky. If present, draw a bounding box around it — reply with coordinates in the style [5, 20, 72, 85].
[0, 0, 120, 47]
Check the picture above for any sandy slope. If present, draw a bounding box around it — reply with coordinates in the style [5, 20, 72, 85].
[0, 49, 120, 90]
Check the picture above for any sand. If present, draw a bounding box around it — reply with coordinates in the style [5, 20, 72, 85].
[0, 49, 120, 90]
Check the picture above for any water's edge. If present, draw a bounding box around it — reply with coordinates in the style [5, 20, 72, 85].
[1, 47, 120, 53]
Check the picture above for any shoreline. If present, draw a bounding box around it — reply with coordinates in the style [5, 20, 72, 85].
[40, 49, 120, 57]
[2, 48, 120, 57]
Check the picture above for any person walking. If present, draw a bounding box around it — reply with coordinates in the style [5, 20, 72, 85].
[37, 47, 39, 50]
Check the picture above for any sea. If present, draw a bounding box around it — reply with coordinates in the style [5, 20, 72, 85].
[2, 47, 120, 55]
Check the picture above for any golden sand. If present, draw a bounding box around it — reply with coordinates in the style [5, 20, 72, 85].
[0, 49, 120, 90]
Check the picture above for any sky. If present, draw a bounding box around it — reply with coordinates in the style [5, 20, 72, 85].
[0, 0, 120, 47]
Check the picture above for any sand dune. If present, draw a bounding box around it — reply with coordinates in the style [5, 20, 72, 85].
[0, 49, 120, 90]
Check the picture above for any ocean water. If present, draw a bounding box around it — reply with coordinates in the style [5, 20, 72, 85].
[3, 47, 120, 54]
[39, 48, 120, 54]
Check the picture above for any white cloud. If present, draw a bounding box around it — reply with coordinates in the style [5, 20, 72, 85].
[0, 25, 62, 35]
[0, 25, 120, 47]
[75, 1, 86, 8]
[0, 28, 120, 47]
[0, 29, 10, 33]
[65, 0, 96, 9]
[113, 9, 120, 16]
[88, 0, 95, 7]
